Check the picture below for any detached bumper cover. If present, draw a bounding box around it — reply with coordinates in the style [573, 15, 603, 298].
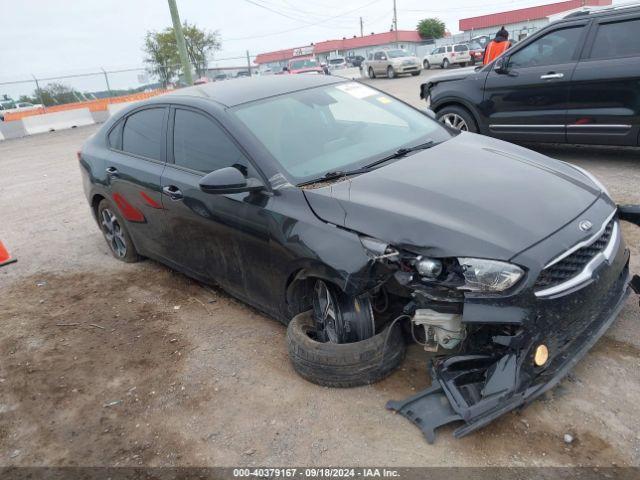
[388, 241, 637, 442]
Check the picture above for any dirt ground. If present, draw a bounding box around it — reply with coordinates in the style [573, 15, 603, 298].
[1, 77, 640, 467]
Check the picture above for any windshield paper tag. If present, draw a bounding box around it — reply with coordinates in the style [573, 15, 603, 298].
[335, 82, 377, 99]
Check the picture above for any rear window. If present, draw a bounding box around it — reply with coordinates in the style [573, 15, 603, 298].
[590, 18, 640, 59]
[121, 108, 165, 161]
[454, 45, 468, 52]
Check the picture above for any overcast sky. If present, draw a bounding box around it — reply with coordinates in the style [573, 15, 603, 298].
[0, 0, 614, 96]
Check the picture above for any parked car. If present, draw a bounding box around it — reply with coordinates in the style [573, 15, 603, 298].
[214, 73, 228, 81]
[347, 55, 365, 67]
[285, 58, 324, 75]
[364, 49, 421, 78]
[236, 70, 251, 78]
[423, 43, 472, 69]
[420, 4, 640, 146]
[466, 40, 485, 65]
[327, 57, 347, 71]
[0, 100, 42, 121]
[80, 74, 640, 441]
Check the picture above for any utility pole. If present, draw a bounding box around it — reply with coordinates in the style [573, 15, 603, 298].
[360, 16, 363, 37]
[167, 0, 193, 85]
[392, 0, 398, 31]
[246, 50, 252, 77]
[392, 0, 398, 42]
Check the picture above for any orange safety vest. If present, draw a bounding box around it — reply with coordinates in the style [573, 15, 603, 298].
[483, 40, 511, 65]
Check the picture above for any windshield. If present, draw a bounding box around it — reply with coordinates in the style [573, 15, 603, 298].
[329, 58, 345, 64]
[387, 49, 409, 58]
[468, 41, 483, 50]
[232, 82, 451, 183]
[290, 59, 318, 69]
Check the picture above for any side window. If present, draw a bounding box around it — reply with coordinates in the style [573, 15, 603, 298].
[590, 19, 640, 59]
[367, 53, 373, 60]
[446, 46, 453, 53]
[173, 109, 249, 174]
[122, 108, 165, 161]
[108, 121, 123, 149]
[508, 26, 583, 69]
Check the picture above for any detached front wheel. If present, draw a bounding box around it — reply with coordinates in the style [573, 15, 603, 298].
[286, 311, 405, 388]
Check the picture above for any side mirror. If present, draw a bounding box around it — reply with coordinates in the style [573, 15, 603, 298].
[199, 167, 264, 195]
[494, 56, 509, 74]
[424, 108, 436, 120]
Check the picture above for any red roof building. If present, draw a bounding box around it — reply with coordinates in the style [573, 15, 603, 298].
[459, 0, 611, 31]
[254, 30, 423, 65]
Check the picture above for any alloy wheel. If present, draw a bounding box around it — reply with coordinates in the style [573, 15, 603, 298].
[440, 113, 468, 131]
[100, 208, 127, 258]
[313, 280, 342, 343]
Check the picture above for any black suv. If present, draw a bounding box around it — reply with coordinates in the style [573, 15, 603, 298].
[421, 5, 640, 146]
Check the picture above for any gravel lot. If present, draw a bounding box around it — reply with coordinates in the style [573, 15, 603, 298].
[1, 72, 640, 468]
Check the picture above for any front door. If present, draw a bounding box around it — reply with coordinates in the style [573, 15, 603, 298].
[483, 24, 588, 143]
[567, 15, 640, 145]
[159, 106, 275, 310]
[104, 106, 168, 257]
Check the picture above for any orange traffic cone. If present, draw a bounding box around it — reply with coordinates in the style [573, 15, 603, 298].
[0, 240, 16, 267]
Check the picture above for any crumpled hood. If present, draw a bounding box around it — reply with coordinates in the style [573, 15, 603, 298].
[303, 133, 601, 261]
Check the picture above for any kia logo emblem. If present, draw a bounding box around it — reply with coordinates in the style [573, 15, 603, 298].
[578, 220, 593, 232]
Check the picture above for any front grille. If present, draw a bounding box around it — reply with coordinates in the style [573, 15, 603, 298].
[534, 219, 614, 290]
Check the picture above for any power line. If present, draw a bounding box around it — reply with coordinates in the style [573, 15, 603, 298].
[227, 0, 385, 41]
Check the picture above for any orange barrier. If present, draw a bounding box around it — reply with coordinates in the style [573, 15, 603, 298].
[3, 90, 167, 122]
[0, 240, 16, 267]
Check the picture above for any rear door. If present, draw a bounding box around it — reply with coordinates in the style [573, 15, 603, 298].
[159, 106, 274, 307]
[483, 23, 588, 143]
[568, 14, 640, 145]
[105, 106, 168, 256]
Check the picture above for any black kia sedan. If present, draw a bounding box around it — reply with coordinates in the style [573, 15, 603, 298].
[79, 74, 640, 442]
[421, 5, 640, 146]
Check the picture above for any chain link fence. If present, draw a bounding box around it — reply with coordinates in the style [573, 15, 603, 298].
[0, 54, 257, 114]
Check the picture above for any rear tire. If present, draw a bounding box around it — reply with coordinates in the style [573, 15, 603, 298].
[423, 59, 430, 69]
[442, 58, 450, 69]
[287, 311, 406, 388]
[97, 199, 140, 263]
[368, 66, 376, 79]
[411, 71, 420, 76]
[460, 62, 467, 67]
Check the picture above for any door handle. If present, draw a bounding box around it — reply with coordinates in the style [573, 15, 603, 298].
[540, 72, 564, 80]
[162, 185, 183, 200]
[106, 166, 119, 177]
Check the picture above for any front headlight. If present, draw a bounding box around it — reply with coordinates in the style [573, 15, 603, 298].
[457, 258, 524, 292]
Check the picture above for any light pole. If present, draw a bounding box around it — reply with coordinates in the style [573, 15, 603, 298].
[167, 0, 193, 85]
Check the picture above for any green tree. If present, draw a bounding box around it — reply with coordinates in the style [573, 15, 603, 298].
[417, 18, 446, 40]
[143, 23, 221, 85]
[20, 83, 82, 106]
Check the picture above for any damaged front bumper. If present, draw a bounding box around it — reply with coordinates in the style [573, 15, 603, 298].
[388, 206, 640, 443]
